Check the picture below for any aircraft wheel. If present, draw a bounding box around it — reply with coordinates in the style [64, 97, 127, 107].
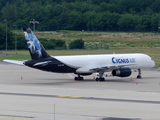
[137, 75, 142, 79]
[80, 77, 84, 80]
[100, 78, 105, 81]
[74, 77, 84, 81]
[95, 78, 105, 82]
[95, 78, 99, 82]
[74, 77, 78, 81]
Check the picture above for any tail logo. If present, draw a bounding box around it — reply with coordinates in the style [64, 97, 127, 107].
[24, 29, 42, 58]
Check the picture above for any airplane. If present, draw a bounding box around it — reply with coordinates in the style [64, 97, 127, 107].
[3, 28, 155, 81]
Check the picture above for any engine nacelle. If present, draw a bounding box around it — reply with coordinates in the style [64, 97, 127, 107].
[112, 68, 132, 77]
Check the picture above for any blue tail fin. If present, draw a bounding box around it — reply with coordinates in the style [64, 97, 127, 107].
[23, 28, 50, 60]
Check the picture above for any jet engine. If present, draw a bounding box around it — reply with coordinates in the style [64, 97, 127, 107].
[112, 68, 132, 77]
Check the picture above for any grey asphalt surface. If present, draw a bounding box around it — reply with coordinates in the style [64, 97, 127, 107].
[0, 63, 160, 120]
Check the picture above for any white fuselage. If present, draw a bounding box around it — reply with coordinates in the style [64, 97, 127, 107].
[54, 53, 155, 72]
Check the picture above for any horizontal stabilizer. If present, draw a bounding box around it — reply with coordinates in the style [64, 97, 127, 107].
[3, 59, 25, 65]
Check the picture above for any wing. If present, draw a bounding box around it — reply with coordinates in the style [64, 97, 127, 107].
[76, 63, 136, 73]
[3, 59, 25, 65]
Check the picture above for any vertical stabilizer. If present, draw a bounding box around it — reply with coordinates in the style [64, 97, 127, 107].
[23, 28, 50, 60]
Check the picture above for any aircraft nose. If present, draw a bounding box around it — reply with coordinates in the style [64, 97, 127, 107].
[151, 60, 155, 67]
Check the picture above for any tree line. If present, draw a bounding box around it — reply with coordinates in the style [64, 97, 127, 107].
[0, 23, 85, 50]
[0, 0, 160, 32]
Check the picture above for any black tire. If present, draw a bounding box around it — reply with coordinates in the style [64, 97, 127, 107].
[80, 77, 84, 80]
[137, 75, 142, 79]
[100, 78, 105, 81]
[74, 77, 78, 80]
[95, 78, 99, 81]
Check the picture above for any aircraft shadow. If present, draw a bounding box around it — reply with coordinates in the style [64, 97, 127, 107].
[19, 77, 146, 86]
[101, 117, 141, 120]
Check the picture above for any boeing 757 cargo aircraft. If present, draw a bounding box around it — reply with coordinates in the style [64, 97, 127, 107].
[4, 28, 155, 81]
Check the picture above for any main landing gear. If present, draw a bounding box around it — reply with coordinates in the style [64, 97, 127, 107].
[95, 77, 105, 81]
[137, 69, 142, 79]
[74, 74, 84, 81]
[74, 70, 106, 81]
[95, 70, 105, 82]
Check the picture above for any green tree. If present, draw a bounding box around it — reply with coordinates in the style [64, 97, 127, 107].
[16, 34, 27, 50]
[39, 38, 66, 50]
[39, 38, 55, 49]
[98, 12, 120, 31]
[0, 0, 160, 32]
[1, 2, 17, 22]
[0, 23, 14, 50]
[150, 0, 160, 13]
[118, 14, 136, 31]
[69, 39, 84, 49]
[84, 11, 98, 30]
[150, 14, 160, 31]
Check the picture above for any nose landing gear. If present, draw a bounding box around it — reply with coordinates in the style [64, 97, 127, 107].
[137, 69, 142, 79]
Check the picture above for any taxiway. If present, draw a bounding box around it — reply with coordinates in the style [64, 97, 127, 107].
[0, 63, 159, 120]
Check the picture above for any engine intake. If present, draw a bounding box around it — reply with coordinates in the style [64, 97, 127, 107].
[112, 68, 132, 77]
